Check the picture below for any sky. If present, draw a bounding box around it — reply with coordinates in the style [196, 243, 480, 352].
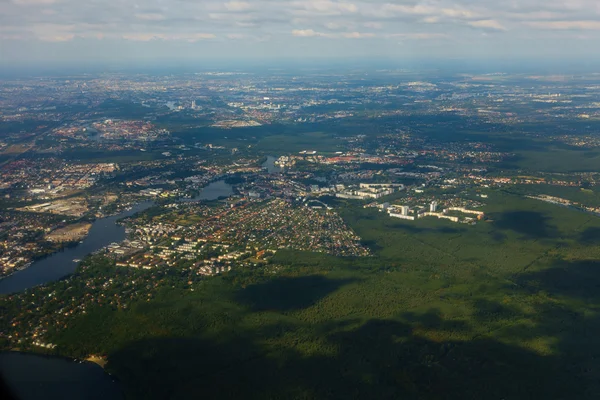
[1, 0, 599, 69]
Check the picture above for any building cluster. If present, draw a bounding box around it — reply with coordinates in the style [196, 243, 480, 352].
[527, 194, 600, 216]
[89, 120, 169, 141]
[335, 183, 403, 200]
[0, 212, 79, 276]
[368, 198, 486, 224]
[109, 196, 369, 271]
[0, 159, 116, 197]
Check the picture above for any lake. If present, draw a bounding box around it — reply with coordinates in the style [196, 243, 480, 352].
[192, 179, 234, 201]
[0, 352, 123, 400]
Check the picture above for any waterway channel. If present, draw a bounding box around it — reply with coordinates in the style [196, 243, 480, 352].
[0, 180, 233, 295]
[0, 180, 235, 399]
[263, 155, 282, 174]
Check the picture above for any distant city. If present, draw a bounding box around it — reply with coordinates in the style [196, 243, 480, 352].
[2, 68, 600, 399]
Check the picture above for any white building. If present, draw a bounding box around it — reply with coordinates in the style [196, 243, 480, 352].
[430, 201, 438, 212]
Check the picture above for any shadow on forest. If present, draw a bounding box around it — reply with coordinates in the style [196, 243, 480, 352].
[108, 314, 588, 400]
[101, 262, 600, 400]
[517, 259, 600, 301]
[384, 220, 464, 236]
[489, 230, 508, 242]
[493, 210, 558, 239]
[235, 275, 358, 311]
[579, 227, 600, 245]
[401, 309, 470, 333]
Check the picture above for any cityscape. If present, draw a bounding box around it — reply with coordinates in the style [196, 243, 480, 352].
[2, 67, 600, 399]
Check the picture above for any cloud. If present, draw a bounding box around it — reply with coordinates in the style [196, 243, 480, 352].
[442, 8, 478, 19]
[342, 31, 374, 38]
[292, 29, 374, 38]
[11, 0, 57, 5]
[224, 1, 252, 12]
[122, 32, 216, 42]
[525, 20, 600, 30]
[292, 29, 322, 37]
[387, 33, 449, 40]
[468, 19, 507, 31]
[1, 0, 600, 62]
[290, 0, 358, 16]
[380, 4, 438, 16]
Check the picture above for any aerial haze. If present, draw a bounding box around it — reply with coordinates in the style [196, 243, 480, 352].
[2, 2, 600, 400]
[1, 0, 600, 68]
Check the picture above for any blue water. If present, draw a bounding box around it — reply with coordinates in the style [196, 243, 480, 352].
[0, 180, 234, 295]
[0, 201, 154, 295]
[262, 155, 282, 173]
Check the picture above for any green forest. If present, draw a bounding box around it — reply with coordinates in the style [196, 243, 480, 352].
[3, 189, 600, 399]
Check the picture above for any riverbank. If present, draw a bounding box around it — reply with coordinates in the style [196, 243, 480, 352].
[86, 355, 108, 368]
[7, 349, 106, 369]
[0, 201, 155, 295]
[0, 180, 234, 295]
[45, 222, 93, 243]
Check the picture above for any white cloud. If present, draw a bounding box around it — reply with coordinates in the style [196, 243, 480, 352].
[342, 31, 374, 38]
[224, 1, 252, 12]
[467, 19, 507, 31]
[423, 16, 440, 24]
[2, 0, 600, 62]
[442, 8, 478, 19]
[122, 32, 217, 42]
[292, 29, 321, 37]
[12, 0, 57, 5]
[387, 33, 449, 39]
[291, 0, 358, 16]
[381, 4, 437, 16]
[525, 20, 600, 30]
[292, 29, 374, 38]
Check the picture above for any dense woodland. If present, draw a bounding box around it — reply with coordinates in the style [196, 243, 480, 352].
[3, 190, 600, 399]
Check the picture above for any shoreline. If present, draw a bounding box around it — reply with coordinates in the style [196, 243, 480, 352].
[0, 200, 155, 295]
[5, 349, 107, 369]
[85, 355, 108, 368]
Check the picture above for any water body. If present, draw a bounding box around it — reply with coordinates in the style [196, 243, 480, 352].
[193, 179, 234, 201]
[165, 101, 177, 111]
[0, 183, 236, 399]
[0, 352, 123, 400]
[0, 201, 154, 295]
[0, 181, 234, 295]
[262, 155, 283, 174]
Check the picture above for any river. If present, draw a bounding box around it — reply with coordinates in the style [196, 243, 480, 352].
[0, 180, 234, 399]
[262, 155, 282, 173]
[0, 180, 234, 295]
[0, 201, 154, 295]
[0, 352, 123, 400]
